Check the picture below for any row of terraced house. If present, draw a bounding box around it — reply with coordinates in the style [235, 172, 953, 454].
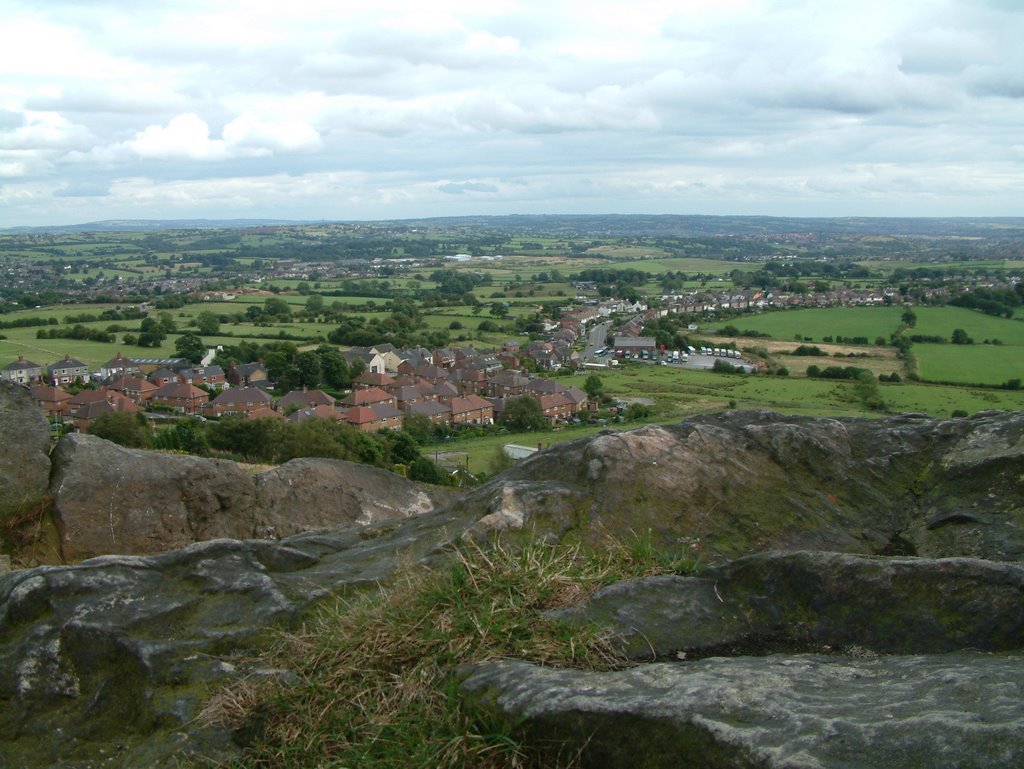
[11, 344, 592, 434]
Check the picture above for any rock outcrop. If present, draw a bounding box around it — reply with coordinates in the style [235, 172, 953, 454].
[0, 509, 472, 768]
[1, 406, 1024, 768]
[49, 433, 457, 560]
[460, 551, 1024, 768]
[461, 652, 1024, 769]
[457, 410, 1024, 562]
[0, 382, 50, 520]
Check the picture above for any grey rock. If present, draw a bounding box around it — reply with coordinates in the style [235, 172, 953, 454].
[554, 551, 1024, 659]
[0, 504, 476, 769]
[454, 410, 1024, 562]
[0, 382, 50, 519]
[49, 434, 458, 560]
[460, 653, 1024, 769]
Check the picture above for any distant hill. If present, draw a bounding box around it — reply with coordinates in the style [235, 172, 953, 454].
[0, 218, 316, 234]
[4, 214, 1024, 239]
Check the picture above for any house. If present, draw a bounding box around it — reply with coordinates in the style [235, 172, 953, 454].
[149, 367, 179, 387]
[106, 375, 159, 405]
[178, 365, 226, 390]
[447, 367, 486, 396]
[66, 388, 116, 417]
[339, 386, 395, 409]
[536, 392, 575, 425]
[341, 348, 387, 375]
[392, 385, 426, 411]
[343, 406, 387, 433]
[487, 370, 531, 399]
[98, 353, 141, 380]
[413, 365, 449, 384]
[370, 402, 404, 431]
[130, 357, 189, 375]
[426, 381, 459, 404]
[406, 400, 452, 426]
[352, 371, 397, 392]
[612, 336, 657, 357]
[150, 381, 210, 415]
[29, 383, 72, 419]
[1, 356, 44, 385]
[276, 388, 336, 412]
[244, 405, 284, 421]
[72, 391, 141, 433]
[225, 360, 269, 387]
[449, 395, 494, 426]
[287, 404, 342, 424]
[368, 344, 404, 373]
[48, 355, 89, 386]
[203, 386, 272, 417]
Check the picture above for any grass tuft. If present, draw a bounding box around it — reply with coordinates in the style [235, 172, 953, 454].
[198, 535, 697, 769]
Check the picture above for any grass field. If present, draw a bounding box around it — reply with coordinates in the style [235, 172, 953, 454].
[709, 306, 905, 342]
[914, 344, 1023, 385]
[912, 306, 1024, 345]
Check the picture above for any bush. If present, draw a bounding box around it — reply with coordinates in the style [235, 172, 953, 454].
[792, 345, 826, 356]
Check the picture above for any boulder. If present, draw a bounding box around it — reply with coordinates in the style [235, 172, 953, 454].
[0, 382, 50, 520]
[49, 434, 459, 560]
[552, 551, 1024, 659]
[0, 506, 473, 769]
[457, 410, 1024, 562]
[461, 550, 1024, 769]
[460, 653, 1024, 769]
[50, 434, 258, 560]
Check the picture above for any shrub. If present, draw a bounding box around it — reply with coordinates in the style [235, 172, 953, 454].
[792, 345, 826, 356]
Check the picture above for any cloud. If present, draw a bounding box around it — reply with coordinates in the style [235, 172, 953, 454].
[2, 0, 1024, 225]
[438, 181, 499, 194]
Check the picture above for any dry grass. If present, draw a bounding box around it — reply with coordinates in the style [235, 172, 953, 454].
[199, 535, 697, 769]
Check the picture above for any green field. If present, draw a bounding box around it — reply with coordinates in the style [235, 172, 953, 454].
[912, 306, 1024, 345]
[710, 306, 905, 342]
[914, 344, 1023, 386]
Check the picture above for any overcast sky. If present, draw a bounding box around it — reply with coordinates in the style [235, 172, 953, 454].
[1, 0, 1022, 227]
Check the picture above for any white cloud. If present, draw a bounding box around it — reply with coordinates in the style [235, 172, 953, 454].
[2, 0, 1024, 225]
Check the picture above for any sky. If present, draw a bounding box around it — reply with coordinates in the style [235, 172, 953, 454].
[1, 0, 1022, 228]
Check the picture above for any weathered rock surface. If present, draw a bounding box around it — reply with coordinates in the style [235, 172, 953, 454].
[461, 550, 1024, 768]
[457, 409, 1024, 562]
[553, 551, 1024, 659]
[0, 508, 474, 769]
[50, 433, 457, 560]
[460, 653, 1024, 769]
[2, 407, 1024, 768]
[0, 382, 50, 519]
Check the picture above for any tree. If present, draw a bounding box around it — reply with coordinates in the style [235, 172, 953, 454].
[152, 418, 209, 455]
[175, 332, 206, 364]
[196, 311, 221, 336]
[264, 297, 292, 319]
[88, 412, 151, 448]
[316, 345, 350, 389]
[901, 309, 917, 328]
[138, 317, 167, 348]
[489, 303, 509, 319]
[951, 328, 973, 345]
[500, 395, 549, 432]
[292, 350, 323, 389]
[305, 293, 324, 316]
[583, 374, 604, 399]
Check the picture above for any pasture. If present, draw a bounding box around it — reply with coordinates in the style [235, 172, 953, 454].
[709, 306, 904, 342]
[913, 344, 1023, 386]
